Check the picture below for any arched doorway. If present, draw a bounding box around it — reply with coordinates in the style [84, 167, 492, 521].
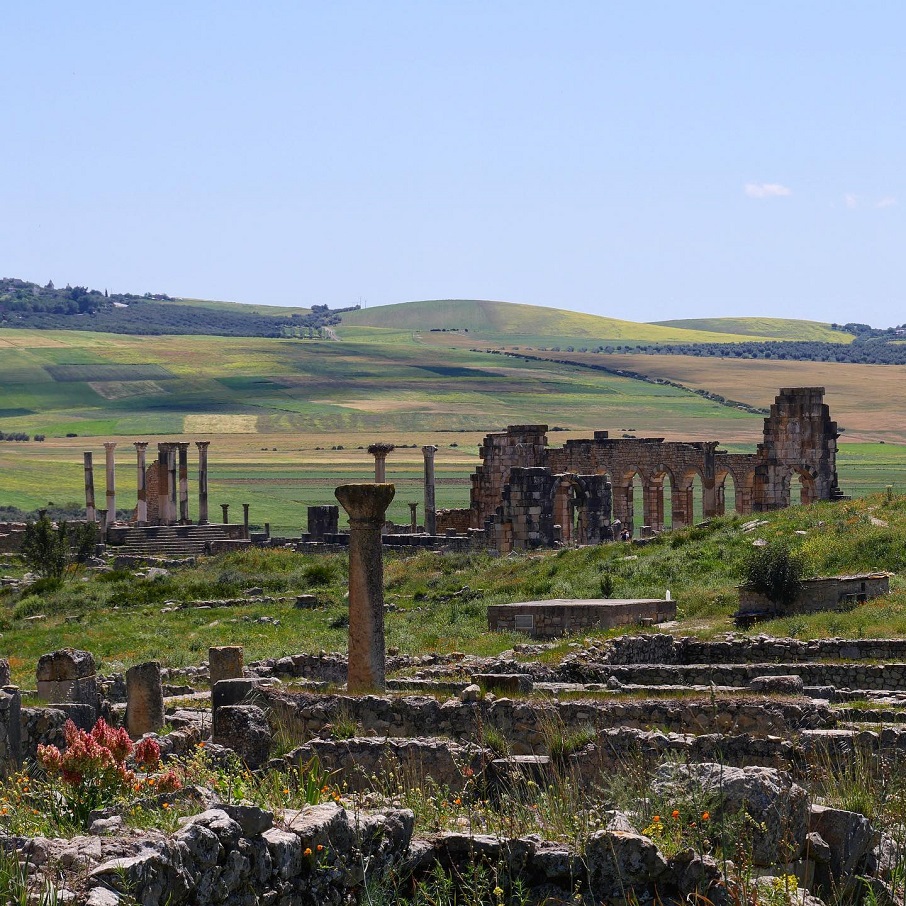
[671, 469, 703, 529]
[551, 476, 585, 545]
[791, 468, 818, 506]
[612, 470, 642, 538]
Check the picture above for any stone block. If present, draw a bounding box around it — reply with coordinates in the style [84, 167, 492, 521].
[125, 661, 164, 738]
[209, 646, 244, 687]
[36, 649, 95, 682]
[212, 704, 272, 769]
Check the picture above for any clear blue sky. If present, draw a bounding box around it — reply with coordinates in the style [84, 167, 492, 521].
[2, 2, 903, 325]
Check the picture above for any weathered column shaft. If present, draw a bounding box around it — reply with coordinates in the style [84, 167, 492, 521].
[157, 444, 169, 525]
[83, 452, 96, 522]
[134, 442, 148, 525]
[196, 442, 210, 524]
[167, 447, 177, 525]
[242, 503, 250, 539]
[409, 502, 418, 532]
[103, 442, 117, 521]
[367, 443, 395, 483]
[422, 445, 437, 535]
[221, 503, 229, 524]
[335, 483, 395, 693]
[177, 443, 189, 523]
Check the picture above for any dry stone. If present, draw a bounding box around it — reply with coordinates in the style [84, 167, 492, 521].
[208, 646, 243, 686]
[125, 661, 164, 737]
[212, 704, 272, 769]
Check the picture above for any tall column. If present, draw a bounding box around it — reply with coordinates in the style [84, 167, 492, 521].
[408, 502, 418, 532]
[157, 444, 169, 525]
[177, 443, 190, 524]
[103, 442, 117, 523]
[134, 442, 148, 525]
[335, 483, 395, 693]
[196, 441, 210, 524]
[367, 443, 395, 482]
[221, 503, 230, 524]
[612, 482, 634, 538]
[167, 446, 178, 525]
[83, 452, 96, 522]
[422, 445, 437, 535]
[242, 503, 250, 539]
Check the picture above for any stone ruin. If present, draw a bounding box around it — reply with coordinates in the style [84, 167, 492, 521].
[438, 386, 845, 551]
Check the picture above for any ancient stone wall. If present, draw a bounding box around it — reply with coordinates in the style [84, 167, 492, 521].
[434, 507, 472, 534]
[738, 574, 890, 616]
[470, 388, 841, 546]
[487, 599, 676, 638]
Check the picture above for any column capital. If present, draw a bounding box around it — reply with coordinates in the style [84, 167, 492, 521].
[422, 445, 438, 457]
[103, 441, 117, 451]
[133, 441, 149, 451]
[336, 483, 395, 523]
[176, 441, 190, 451]
[195, 440, 211, 450]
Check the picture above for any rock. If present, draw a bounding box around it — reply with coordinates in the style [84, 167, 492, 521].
[89, 816, 125, 836]
[472, 674, 533, 695]
[295, 594, 319, 608]
[245, 587, 263, 596]
[809, 804, 879, 879]
[36, 648, 95, 681]
[220, 803, 273, 836]
[86, 888, 122, 906]
[459, 684, 481, 703]
[262, 826, 302, 878]
[91, 840, 193, 904]
[181, 808, 243, 849]
[145, 567, 169, 580]
[585, 829, 667, 899]
[806, 831, 832, 864]
[212, 704, 272, 769]
[653, 762, 809, 866]
[749, 675, 805, 695]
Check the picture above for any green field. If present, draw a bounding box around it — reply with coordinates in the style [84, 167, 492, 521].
[1, 298, 902, 533]
[651, 317, 853, 342]
[342, 299, 789, 345]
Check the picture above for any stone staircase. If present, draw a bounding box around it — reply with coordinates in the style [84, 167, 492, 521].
[109, 524, 240, 558]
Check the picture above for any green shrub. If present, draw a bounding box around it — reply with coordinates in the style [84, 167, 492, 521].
[21, 516, 69, 580]
[743, 540, 806, 606]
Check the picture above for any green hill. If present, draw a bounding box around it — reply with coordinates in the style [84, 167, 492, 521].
[652, 317, 854, 343]
[341, 299, 781, 345]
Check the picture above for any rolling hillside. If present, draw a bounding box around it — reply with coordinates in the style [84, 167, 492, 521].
[340, 299, 784, 345]
[653, 317, 854, 343]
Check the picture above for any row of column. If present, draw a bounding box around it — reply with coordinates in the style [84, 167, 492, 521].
[367, 443, 437, 535]
[83, 441, 210, 527]
[611, 477, 754, 535]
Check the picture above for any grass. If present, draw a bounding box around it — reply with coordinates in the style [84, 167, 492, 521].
[3, 492, 906, 685]
[651, 317, 853, 343]
[341, 299, 800, 345]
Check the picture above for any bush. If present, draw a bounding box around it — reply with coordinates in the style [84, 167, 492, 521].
[743, 541, 806, 606]
[21, 515, 69, 579]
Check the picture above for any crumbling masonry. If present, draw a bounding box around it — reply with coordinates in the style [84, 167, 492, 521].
[457, 388, 843, 551]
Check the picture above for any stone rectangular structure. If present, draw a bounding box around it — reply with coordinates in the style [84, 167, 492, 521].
[737, 573, 890, 619]
[487, 598, 677, 638]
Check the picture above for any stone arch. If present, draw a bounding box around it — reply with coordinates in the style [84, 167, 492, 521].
[731, 469, 757, 515]
[612, 467, 641, 538]
[787, 467, 818, 506]
[642, 465, 674, 535]
[709, 468, 736, 518]
[671, 467, 703, 529]
[549, 474, 587, 545]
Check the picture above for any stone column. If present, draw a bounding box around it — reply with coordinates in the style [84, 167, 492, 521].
[196, 441, 210, 524]
[367, 443, 395, 482]
[221, 503, 230, 524]
[167, 446, 178, 525]
[177, 443, 190, 524]
[643, 481, 665, 533]
[671, 483, 695, 529]
[83, 452, 96, 522]
[335, 483, 395, 693]
[409, 502, 418, 532]
[422, 445, 437, 535]
[157, 444, 170, 525]
[98, 508, 108, 536]
[103, 442, 117, 522]
[125, 661, 164, 737]
[612, 482, 635, 538]
[209, 646, 244, 687]
[134, 442, 149, 525]
[242, 503, 250, 538]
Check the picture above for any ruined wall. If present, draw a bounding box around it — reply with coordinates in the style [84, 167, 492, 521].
[434, 508, 472, 534]
[469, 388, 842, 545]
[738, 574, 889, 616]
[487, 599, 676, 637]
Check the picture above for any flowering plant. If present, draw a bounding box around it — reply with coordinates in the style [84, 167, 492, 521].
[37, 719, 180, 826]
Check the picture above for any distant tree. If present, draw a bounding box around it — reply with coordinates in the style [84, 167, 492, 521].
[743, 540, 806, 606]
[21, 515, 69, 579]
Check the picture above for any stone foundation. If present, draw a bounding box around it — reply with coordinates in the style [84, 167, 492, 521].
[487, 598, 676, 638]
